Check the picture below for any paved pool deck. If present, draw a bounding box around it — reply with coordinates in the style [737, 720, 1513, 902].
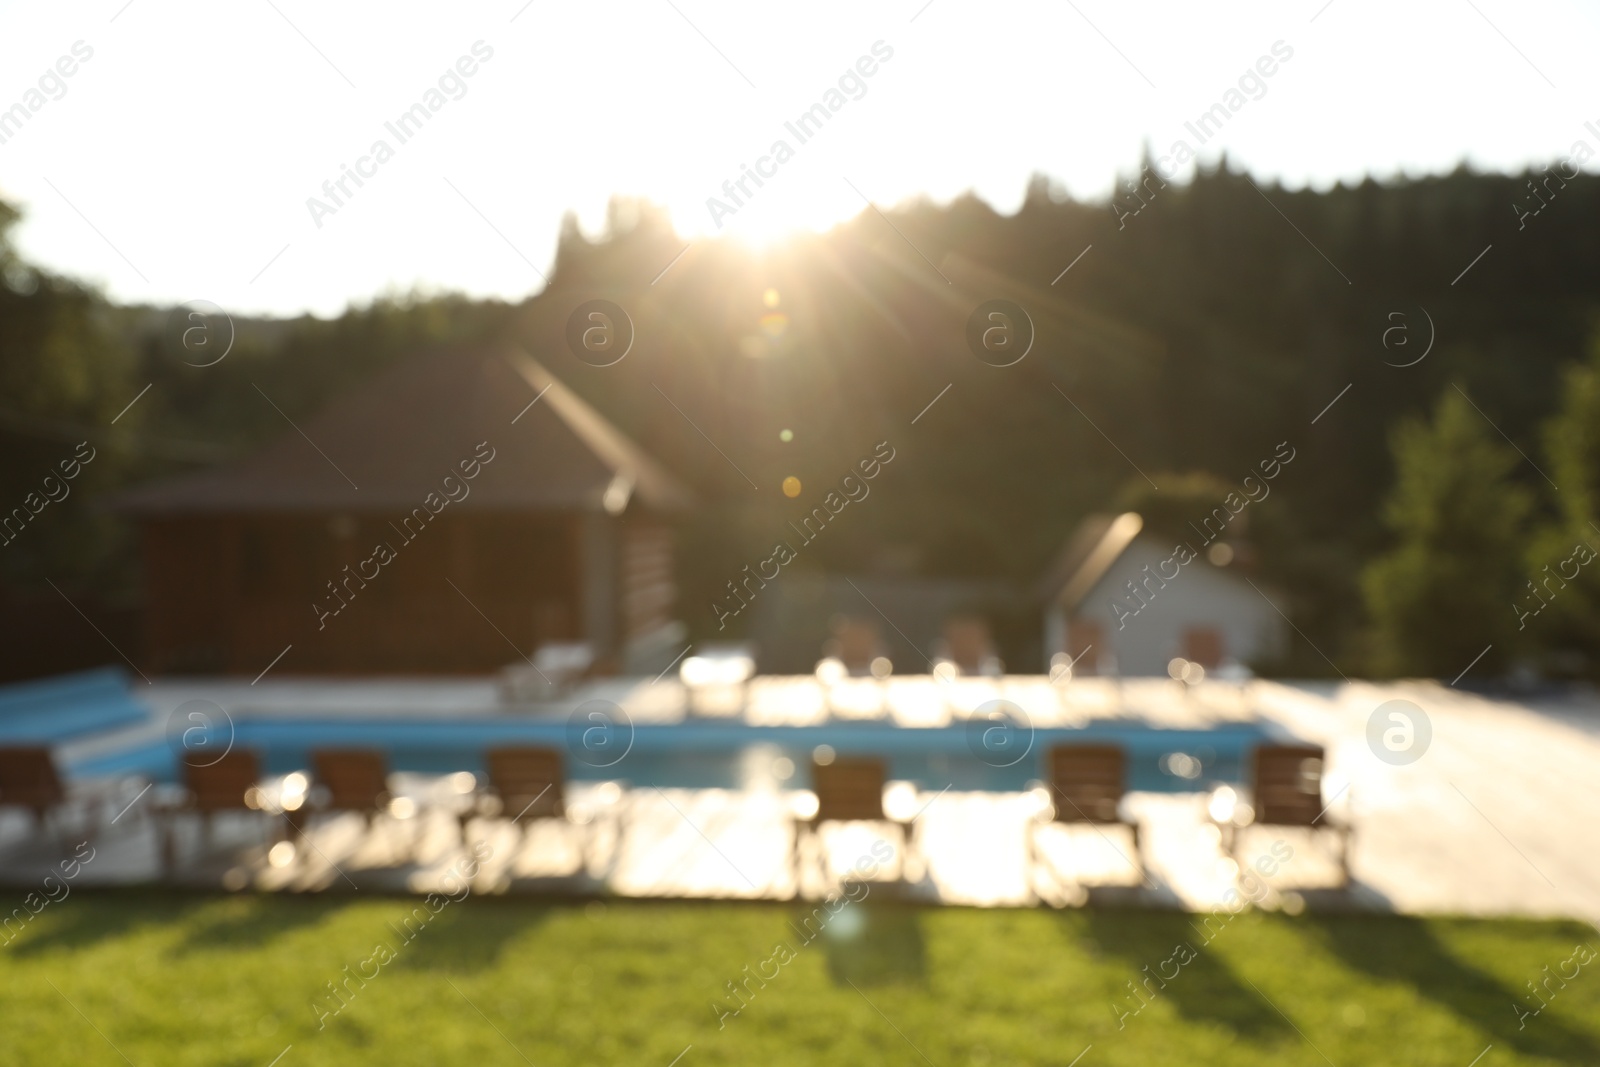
[2, 675, 1596, 923]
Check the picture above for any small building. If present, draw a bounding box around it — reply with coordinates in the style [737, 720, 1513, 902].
[113, 347, 692, 675]
[1038, 512, 1286, 676]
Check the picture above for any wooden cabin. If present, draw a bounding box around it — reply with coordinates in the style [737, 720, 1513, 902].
[113, 347, 692, 675]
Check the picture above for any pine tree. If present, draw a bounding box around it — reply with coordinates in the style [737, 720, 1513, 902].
[1361, 388, 1533, 677]
[1525, 340, 1600, 674]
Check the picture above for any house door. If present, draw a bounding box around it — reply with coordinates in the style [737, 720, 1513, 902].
[1182, 626, 1225, 668]
[1066, 619, 1102, 674]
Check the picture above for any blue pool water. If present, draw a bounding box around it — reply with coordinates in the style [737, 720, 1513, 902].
[71, 716, 1284, 793]
[0, 667, 148, 743]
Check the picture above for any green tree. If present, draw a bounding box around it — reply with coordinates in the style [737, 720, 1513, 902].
[1523, 339, 1600, 674]
[1115, 471, 1239, 546]
[0, 198, 137, 588]
[1361, 389, 1532, 677]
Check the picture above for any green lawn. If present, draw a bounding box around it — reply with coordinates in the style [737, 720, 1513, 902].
[2, 892, 1597, 1066]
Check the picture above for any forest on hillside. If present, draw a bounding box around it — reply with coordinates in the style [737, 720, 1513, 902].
[5, 158, 1600, 680]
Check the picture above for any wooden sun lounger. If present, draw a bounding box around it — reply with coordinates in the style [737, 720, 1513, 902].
[183, 751, 265, 820]
[308, 749, 392, 828]
[0, 745, 68, 828]
[0, 745, 105, 842]
[257, 748, 406, 866]
[159, 750, 275, 869]
[465, 746, 566, 838]
[1030, 744, 1144, 883]
[793, 756, 915, 892]
[464, 746, 602, 873]
[1224, 743, 1351, 885]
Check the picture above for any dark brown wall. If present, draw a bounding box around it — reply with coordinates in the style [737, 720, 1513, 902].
[142, 512, 597, 675]
[621, 519, 675, 643]
[0, 587, 142, 684]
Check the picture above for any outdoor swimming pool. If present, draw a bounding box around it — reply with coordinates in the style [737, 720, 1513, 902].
[71, 714, 1287, 793]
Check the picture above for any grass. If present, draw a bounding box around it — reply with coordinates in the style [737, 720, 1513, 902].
[2, 892, 1598, 1066]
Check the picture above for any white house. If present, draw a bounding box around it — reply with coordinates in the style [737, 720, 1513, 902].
[1039, 512, 1287, 676]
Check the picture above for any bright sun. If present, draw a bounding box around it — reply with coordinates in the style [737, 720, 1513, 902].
[675, 170, 862, 249]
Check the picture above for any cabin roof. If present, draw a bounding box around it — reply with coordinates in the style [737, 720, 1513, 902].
[109, 345, 694, 514]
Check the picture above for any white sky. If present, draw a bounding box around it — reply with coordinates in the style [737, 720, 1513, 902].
[0, 0, 1596, 317]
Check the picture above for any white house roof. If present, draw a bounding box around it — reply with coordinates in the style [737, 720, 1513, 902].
[1036, 512, 1145, 610]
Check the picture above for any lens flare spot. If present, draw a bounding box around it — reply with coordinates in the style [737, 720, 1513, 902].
[782, 476, 802, 497]
[779, 429, 793, 442]
[763, 288, 780, 308]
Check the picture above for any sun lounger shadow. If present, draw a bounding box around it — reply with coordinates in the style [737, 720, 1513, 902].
[385, 900, 557, 973]
[5, 889, 176, 958]
[815, 902, 927, 988]
[166, 894, 344, 957]
[1075, 910, 1294, 1039]
[1307, 915, 1600, 1063]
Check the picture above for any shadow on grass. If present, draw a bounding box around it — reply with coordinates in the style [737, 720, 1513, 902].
[813, 902, 926, 987]
[167, 894, 348, 957]
[1074, 910, 1293, 1039]
[385, 898, 556, 973]
[7, 890, 193, 958]
[1308, 915, 1600, 1064]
